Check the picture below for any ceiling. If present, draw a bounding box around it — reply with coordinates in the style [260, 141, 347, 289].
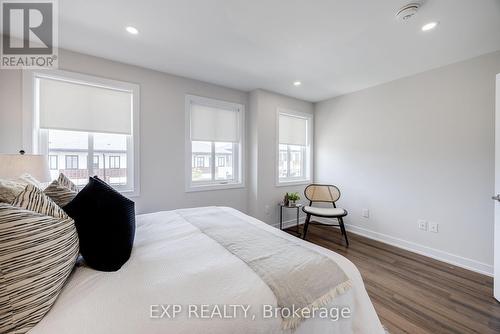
[55, 0, 500, 102]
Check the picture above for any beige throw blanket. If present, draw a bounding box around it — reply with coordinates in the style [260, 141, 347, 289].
[178, 208, 352, 330]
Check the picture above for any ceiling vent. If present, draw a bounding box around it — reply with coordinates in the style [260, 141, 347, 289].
[395, 3, 421, 21]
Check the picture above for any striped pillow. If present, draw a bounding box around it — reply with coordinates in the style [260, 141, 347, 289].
[12, 184, 68, 219]
[0, 203, 79, 333]
[57, 173, 79, 193]
[43, 180, 78, 208]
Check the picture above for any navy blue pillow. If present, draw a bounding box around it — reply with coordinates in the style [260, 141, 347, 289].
[63, 177, 135, 271]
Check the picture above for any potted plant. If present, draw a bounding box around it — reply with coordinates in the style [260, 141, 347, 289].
[287, 192, 300, 206]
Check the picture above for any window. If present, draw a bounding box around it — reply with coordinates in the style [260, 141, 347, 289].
[23, 70, 140, 194]
[196, 156, 205, 168]
[109, 156, 121, 169]
[65, 155, 79, 169]
[277, 109, 312, 185]
[48, 155, 58, 170]
[93, 155, 99, 169]
[186, 95, 244, 191]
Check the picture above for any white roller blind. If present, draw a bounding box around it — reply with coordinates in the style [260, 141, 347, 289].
[38, 78, 132, 135]
[190, 103, 240, 142]
[279, 113, 307, 146]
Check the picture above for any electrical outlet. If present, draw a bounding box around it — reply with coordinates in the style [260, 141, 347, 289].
[418, 220, 428, 231]
[362, 209, 369, 218]
[264, 205, 270, 215]
[429, 222, 439, 233]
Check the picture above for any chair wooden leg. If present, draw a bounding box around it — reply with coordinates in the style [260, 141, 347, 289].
[339, 218, 345, 235]
[302, 214, 311, 240]
[339, 217, 349, 246]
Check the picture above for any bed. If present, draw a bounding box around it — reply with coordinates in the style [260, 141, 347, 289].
[29, 206, 384, 334]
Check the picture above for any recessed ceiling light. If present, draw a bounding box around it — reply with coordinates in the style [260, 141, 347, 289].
[126, 26, 139, 35]
[421, 22, 438, 31]
[293, 81, 302, 86]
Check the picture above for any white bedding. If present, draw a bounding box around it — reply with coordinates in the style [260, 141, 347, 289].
[30, 207, 384, 334]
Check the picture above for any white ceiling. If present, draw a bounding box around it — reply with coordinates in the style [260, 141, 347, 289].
[57, 0, 500, 102]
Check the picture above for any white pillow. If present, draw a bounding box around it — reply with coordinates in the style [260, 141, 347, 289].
[0, 174, 44, 204]
[17, 173, 47, 189]
[0, 179, 26, 203]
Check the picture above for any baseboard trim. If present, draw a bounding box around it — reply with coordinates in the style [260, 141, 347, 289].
[272, 217, 306, 230]
[342, 223, 493, 277]
[277, 217, 493, 277]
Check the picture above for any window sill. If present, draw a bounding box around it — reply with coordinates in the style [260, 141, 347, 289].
[78, 186, 140, 198]
[186, 182, 245, 193]
[276, 179, 311, 187]
[120, 189, 141, 198]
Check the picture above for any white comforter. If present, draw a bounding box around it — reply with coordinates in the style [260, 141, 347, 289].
[30, 207, 384, 334]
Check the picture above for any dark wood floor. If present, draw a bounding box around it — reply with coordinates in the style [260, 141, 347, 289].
[284, 224, 500, 334]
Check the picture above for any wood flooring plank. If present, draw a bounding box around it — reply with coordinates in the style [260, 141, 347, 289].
[284, 225, 500, 333]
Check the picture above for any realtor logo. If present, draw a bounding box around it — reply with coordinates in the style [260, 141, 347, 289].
[1, 0, 58, 68]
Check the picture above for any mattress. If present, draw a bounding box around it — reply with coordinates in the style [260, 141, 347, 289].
[29, 207, 384, 334]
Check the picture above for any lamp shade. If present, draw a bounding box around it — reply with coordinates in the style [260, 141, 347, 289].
[0, 154, 51, 182]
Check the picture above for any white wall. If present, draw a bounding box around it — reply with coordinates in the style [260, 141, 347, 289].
[0, 70, 23, 152]
[315, 51, 500, 275]
[0, 49, 249, 215]
[248, 89, 314, 226]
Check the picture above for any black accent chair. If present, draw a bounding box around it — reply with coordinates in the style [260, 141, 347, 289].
[301, 184, 349, 246]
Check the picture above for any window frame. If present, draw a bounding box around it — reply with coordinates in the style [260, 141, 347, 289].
[93, 155, 100, 169]
[22, 69, 141, 196]
[48, 154, 58, 170]
[185, 94, 245, 192]
[217, 156, 225, 167]
[65, 155, 79, 170]
[196, 156, 205, 168]
[109, 155, 121, 169]
[276, 108, 313, 186]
